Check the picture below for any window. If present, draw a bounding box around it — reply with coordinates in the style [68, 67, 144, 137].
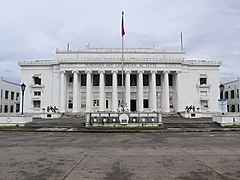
[105, 74, 112, 86]
[33, 100, 41, 108]
[69, 76, 73, 83]
[117, 74, 125, 86]
[1, 89, 3, 99]
[10, 105, 14, 113]
[237, 89, 239, 98]
[93, 100, 99, 107]
[156, 74, 161, 86]
[11, 92, 14, 100]
[225, 91, 229, 99]
[143, 74, 149, 86]
[68, 100, 73, 109]
[34, 77, 41, 85]
[81, 74, 86, 86]
[93, 74, 99, 86]
[106, 100, 108, 109]
[16, 92, 19, 101]
[16, 104, 20, 113]
[130, 74, 137, 86]
[0, 105, 2, 113]
[200, 78, 207, 85]
[231, 105, 235, 112]
[4, 105, 8, 113]
[231, 90, 234, 99]
[143, 99, 149, 108]
[169, 74, 173, 86]
[5, 90, 9, 99]
[34, 91, 41, 96]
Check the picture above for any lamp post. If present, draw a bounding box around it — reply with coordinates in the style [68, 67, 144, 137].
[21, 83, 26, 114]
[219, 84, 224, 100]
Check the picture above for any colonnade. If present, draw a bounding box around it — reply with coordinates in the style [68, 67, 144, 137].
[59, 70, 181, 113]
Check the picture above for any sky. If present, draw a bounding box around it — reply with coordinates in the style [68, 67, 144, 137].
[0, 0, 240, 84]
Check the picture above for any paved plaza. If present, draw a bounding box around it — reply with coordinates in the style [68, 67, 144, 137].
[0, 131, 240, 180]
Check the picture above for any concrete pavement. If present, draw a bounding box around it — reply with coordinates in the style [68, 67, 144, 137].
[0, 131, 240, 179]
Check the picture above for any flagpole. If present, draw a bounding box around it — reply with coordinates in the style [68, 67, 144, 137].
[121, 11, 125, 109]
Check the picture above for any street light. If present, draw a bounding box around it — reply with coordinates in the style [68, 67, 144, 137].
[219, 84, 224, 100]
[21, 83, 26, 114]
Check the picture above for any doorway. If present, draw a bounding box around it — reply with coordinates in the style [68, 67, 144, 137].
[130, 99, 137, 112]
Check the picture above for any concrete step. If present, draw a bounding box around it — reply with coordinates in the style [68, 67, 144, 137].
[163, 122, 221, 128]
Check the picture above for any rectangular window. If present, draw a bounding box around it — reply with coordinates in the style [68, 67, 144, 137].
[5, 90, 9, 99]
[34, 91, 41, 96]
[143, 74, 149, 86]
[156, 74, 161, 86]
[16, 92, 20, 101]
[11, 92, 14, 100]
[16, 104, 20, 113]
[117, 74, 125, 86]
[231, 105, 235, 112]
[93, 100, 99, 107]
[10, 105, 14, 113]
[81, 74, 86, 86]
[69, 76, 73, 83]
[225, 91, 229, 99]
[0, 105, 2, 113]
[169, 74, 173, 86]
[130, 74, 137, 86]
[34, 77, 41, 85]
[237, 89, 239, 98]
[33, 100, 41, 108]
[231, 90, 234, 99]
[143, 99, 149, 108]
[1, 89, 3, 99]
[106, 100, 108, 109]
[105, 74, 112, 86]
[93, 74, 99, 86]
[4, 105, 8, 113]
[200, 78, 207, 85]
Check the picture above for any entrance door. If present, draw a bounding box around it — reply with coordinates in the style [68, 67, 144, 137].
[130, 99, 137, 112]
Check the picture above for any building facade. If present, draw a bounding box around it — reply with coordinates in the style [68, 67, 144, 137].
[0, 77, 20, 114]
[19, 48, 221, 114]
[222, 78, 240, 112]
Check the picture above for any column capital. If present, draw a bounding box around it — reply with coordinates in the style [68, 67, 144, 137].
[60, 70, 66, 74]
[150, 70, 157, 74]
[176, 70, 181, 74]
[163, 70, 170, 74]
[85, 70, 92, 74]
[111, 70, 118, 74]
[98, 70, 105, 74]
[125, 70, 131, 74]
[137, 70, 144, 74]
[72, 70, 79, 74]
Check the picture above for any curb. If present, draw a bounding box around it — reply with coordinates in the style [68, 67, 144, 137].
[1, 127, 240, 133]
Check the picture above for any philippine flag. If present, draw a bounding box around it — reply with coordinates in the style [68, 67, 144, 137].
[122, 11, 125, 37]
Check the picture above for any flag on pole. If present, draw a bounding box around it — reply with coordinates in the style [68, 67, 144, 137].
[122, 11, 125, 37]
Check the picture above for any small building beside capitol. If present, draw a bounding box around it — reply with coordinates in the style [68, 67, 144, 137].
[18, 47, 221, 116]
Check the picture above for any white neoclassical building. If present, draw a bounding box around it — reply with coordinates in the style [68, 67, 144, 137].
[19, 48, 221, 115]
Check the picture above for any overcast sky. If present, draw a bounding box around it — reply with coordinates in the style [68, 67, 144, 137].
[0, 0, 239, 84]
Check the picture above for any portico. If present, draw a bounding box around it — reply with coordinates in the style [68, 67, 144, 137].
[19, 48, 221, 115]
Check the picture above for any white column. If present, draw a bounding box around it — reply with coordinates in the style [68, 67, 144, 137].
[163, 71, 170, 112]
[161, 72, 164, 112]
[125, 70, 131, 110]
[138, 70, 144, 112]
[72, 70, 79, 112]
[175, 71, 181, 112]
[59, 71, 66, 112]
[85, 70, 92, 112]
[150, 71, 157, 112]
[99, 70, 105, 111]
[112, 70, 118, 111]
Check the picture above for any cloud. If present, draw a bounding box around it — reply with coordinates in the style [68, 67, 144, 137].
[0, 0, 240, 83]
